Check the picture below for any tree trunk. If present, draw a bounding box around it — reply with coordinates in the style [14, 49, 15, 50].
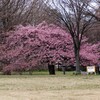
[75, 49, 81, 74]
[48, 64, 55, 75]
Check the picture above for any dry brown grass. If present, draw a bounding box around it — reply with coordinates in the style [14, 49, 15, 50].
[0, 72, 100, 100]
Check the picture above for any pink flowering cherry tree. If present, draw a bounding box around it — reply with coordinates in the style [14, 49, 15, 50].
[0, 21, 99, 74]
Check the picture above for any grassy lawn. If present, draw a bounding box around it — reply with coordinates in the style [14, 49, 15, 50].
[0, 71, 100, 100]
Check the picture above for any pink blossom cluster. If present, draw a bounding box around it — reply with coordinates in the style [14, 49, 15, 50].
[0, 21, 99, 74]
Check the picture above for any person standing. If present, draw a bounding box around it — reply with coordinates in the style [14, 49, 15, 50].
[61, 59, 66, 75]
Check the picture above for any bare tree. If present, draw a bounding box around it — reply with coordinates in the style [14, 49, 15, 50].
[44, 0, 98, 73]
[0, 0, 43, 31]
[0, 0, 61, 32]
[85, 0, 100, 43]
[86, 0, 100, 21]
[32, 6, 61, 26]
